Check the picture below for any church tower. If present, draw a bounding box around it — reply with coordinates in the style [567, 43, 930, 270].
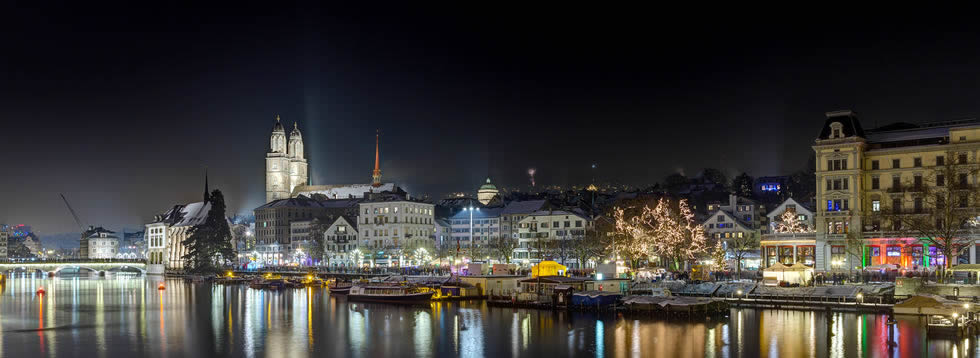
[372, 130, 382, 187]
[266, 115, 291, 203]
[288, 122, 308, 195]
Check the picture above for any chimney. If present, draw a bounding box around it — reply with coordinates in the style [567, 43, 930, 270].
[729, 194, 736, 211]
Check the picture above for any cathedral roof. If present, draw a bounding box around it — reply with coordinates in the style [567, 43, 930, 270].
[272, 115, 285, 133]
[290, 122, 302, 138]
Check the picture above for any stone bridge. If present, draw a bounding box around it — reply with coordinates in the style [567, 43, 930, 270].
[0, 260, 147, 275]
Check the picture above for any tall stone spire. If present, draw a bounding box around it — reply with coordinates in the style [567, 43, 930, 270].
[203, 167, 210, 203]
[372, 129, 382, 187]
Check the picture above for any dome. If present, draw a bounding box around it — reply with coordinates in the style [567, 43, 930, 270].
[272, 115, 285, 133]
[479, 177, 497, 191]
[290, 122, 302, 138]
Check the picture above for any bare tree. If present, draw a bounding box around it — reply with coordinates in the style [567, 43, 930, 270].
[726, 232, 758, 279]
[571, 227, 607, 270]
[844, 231, 865, 277]
[490, 236, 518, 264]
[877, 150, 980, 282]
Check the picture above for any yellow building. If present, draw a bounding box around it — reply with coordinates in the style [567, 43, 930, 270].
[813, 110, 980, 271]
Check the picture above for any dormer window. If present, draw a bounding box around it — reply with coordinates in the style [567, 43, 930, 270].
[830, 122, 844, 138]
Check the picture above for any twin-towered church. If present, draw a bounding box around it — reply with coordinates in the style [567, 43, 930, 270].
[265, 115, 394, 204]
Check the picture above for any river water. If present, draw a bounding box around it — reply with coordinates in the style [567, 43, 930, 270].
[0, 275, 974, 357]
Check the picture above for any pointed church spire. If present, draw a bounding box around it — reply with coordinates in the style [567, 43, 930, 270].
[372, 129, 382, 187]
[203, 167, 210, 203]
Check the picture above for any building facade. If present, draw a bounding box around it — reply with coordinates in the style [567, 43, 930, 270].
[323, 216, 358, 267]
[760, 198, 817, 268]
[500, 200, 550, 240]
[266, 115, 308, 203]
[0, 229, 8, 259]
[146, 201, 212, 273]
[357, 199, 435, 267]
[289, 220, 313, 265]
[79, 226, 117, 259]
[814, 110, 980, 271]
[514, 210, 591, 268]
[253, 196, 359, 266]
[449, 207, 502, 261]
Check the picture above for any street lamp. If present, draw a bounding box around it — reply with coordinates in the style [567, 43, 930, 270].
[461, 205, 480, 271]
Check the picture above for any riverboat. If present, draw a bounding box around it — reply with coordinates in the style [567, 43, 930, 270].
[347, 285, 435, 304]
[328, 281, 354, 295]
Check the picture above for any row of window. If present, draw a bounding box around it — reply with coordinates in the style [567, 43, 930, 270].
[451, 227, 499, 233]
[870, 154, 965, 170]
[451, 219, 499, 225]
[365, 206, 432, 215]
[519, 220, 584, 228]
[366, 216, 432, 225]
[870, 173, 968, 190]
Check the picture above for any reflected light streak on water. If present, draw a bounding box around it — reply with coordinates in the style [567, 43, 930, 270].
[0, 276, 972, 357]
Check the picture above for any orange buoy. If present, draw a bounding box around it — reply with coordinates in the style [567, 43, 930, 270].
[36, 287, 45, 295]
[158, 283, 166, 290]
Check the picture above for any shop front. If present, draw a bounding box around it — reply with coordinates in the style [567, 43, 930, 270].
[861, 238, 937, 270]
[760, 233, 817, 269]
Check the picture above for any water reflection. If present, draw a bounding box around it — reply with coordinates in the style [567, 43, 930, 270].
[0, 276, 979, 357]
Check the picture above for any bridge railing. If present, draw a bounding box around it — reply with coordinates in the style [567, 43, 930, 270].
[0, 259, 146, 264]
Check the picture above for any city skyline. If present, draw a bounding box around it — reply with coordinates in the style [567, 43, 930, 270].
[6, 6, 980, 236]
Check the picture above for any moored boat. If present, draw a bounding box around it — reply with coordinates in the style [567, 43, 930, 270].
[348, 284, 434, 304]
[328, 281, 354, 295]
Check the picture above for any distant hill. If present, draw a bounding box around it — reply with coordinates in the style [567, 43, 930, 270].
[39, 232, 81, 249]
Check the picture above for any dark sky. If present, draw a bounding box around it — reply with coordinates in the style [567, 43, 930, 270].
[3, 4, 980, 235]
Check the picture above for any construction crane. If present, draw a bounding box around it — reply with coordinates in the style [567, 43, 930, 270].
[60, 194, 87, 232]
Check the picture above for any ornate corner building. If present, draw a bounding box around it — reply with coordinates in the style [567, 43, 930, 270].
[813, 110, 980, 271]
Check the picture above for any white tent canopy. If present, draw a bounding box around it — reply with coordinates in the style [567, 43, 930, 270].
[763, 262, 814, 285]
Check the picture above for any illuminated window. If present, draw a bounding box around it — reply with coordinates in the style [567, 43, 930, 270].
[872, 200, 880, 212]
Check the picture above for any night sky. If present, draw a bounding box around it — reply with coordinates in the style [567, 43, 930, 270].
[4, 5, 980, 236]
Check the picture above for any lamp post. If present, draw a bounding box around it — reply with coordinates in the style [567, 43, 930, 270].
[462, 205, 479, 272]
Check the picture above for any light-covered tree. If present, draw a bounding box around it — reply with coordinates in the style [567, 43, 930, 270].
[612, 207, 650, 269]
[711, 240, 727, 272]
[649, 198, 708, 271]
[775, 210, 812, 233]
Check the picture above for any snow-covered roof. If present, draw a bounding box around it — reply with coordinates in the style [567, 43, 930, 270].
[449, 207, 503, 220]
[328, 215, 358, 231]
[501, 200, 548, 215]
[172, 201, 212, 227]
[292, 183, 396, 199]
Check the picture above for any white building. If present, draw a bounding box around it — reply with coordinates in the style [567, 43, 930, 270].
[81, 226, 119, 259]
[357, 199, 435, 267]
[500, 200, 550, 239]
[266, 115, 308, 203]
[514, 210, 591, 267]
[146, 200, 212, 274]
[323, 216, 358, 267]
